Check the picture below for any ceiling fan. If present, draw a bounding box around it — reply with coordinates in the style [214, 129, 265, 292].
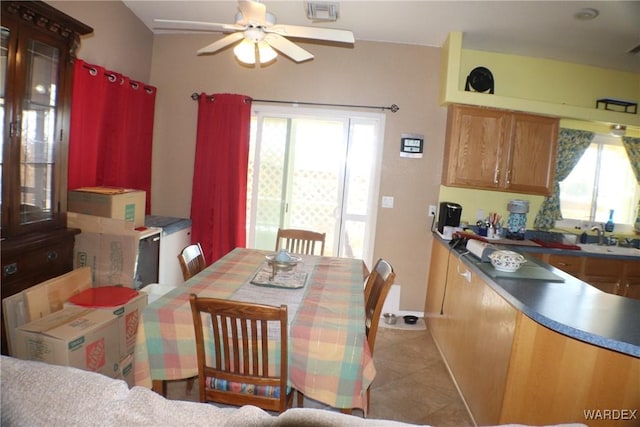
[154, 0, 355, 64]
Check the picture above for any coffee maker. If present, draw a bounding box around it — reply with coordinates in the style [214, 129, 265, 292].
[437, 202, 462, 234]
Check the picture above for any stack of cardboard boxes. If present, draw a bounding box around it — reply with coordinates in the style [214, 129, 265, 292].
[4, 267, 147, 386]
[4, 188, 153, 385]
[67, 187, 157, 289]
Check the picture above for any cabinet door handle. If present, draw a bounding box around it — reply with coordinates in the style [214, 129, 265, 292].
[557, 262, 568, 266]
[47, 251, 59, 262]
[506, 169, 511, 184]
[4, 263, 18, 276]
[493, 168, 500, 184]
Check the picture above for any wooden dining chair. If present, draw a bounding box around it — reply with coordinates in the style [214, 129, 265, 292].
[178, 243, 206, 281]
[189, 294, 295, 413]
[363, 258, 382, 307]
[275, 228, 326, 256]
[362, 258, 395, 412]
[364, 258, 396, 354]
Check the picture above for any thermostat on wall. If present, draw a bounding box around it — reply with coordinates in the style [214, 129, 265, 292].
[400, 133, 424, 158]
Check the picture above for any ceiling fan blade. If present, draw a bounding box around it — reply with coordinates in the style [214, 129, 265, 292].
[266, 25, 354, 44]
[237, 0, 267, 26]
[153, 19, 245, 32]
[265, 34, 314, 62]
[197, 32, 245, 55]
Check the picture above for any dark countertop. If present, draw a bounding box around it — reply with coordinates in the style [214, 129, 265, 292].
[435, 234, 640, 358]
[460, 227, 640, 260]
[511, 242, 640, 261]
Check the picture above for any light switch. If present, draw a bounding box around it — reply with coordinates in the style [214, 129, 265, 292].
[382, 196, 394, 208]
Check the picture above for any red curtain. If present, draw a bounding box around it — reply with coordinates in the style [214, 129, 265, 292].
[191, 93, 252, 263]
[68, 59, 157, 213]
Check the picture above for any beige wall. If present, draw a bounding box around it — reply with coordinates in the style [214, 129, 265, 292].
[150, 35, 446, 311]
[48, 1, 153, 82]
[45, 2, 447, 312]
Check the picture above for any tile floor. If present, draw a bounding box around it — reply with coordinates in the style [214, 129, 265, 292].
[166, 326, 474, 426]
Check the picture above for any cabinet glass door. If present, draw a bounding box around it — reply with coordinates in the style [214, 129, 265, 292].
[1, 26, 8, 227]
[20, 37, 60, 225]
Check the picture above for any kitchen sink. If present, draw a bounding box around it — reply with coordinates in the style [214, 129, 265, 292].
[577, 243, 640, 257]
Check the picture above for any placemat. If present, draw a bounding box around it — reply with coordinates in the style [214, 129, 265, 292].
[250, 264, 308, 289]
[476, 262, 565, 282]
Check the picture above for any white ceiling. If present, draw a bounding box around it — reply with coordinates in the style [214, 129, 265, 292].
[123, 0, 640, 73]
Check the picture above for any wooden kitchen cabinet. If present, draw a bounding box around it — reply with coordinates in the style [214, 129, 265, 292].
[425, 239, 639, 426]
[1, 1, 91, 355]
[425, 241, 518, 425]
[442, 104, 559, 196]
[534, 251, 640, 300]
[620, 261, 640, 299]
[545, 253, 582, 275]
[581, 256, 624, 295]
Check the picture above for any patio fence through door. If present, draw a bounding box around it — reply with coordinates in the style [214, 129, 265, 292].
[246, 105, 385, 265]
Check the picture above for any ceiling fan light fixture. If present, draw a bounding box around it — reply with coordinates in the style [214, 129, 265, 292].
[257, 41, 277, 63]
[234, 39, 257, 64]
[610, 124, 627, 137]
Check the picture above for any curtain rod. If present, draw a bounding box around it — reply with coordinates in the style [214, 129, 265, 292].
[190, 93, 399, 113]
[82, 63, 155, 93]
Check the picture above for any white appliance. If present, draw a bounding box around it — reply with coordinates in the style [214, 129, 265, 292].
[466, 239, 497, 262]
[144, 216, 192, 286]
[135, 227, 162, 289]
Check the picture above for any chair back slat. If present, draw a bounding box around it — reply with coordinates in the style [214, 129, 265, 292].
[276, 228, 326, 256]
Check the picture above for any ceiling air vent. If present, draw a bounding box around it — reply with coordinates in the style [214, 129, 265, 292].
[305, 2, 339, 22]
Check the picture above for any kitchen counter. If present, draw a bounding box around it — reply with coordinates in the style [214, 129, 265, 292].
[439, 234, 640, 357]
[425, 236, 639, 426]
[462, 231, 640, 260]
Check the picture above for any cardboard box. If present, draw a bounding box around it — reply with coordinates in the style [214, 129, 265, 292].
[23, 267, 93, 320]
[67, 211, 140, 235]
[73, 232, 138, 287]
[68, 213, 161, 288]
[2, 293, 28, 357]
[14, 307, 121, 378]
[117, 353, 135, 388]
[65, 288, 148, 358]
[68, 213, 139, 287]
[3, 267, 93, 357]
[68, 187, 145, 227]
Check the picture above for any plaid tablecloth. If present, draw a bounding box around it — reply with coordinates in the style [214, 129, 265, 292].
[133, 248, 375, 410]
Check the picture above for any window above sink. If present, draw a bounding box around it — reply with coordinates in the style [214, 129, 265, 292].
[557, 133, 640, 234]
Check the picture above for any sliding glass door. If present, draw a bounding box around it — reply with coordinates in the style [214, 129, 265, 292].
[246, 106, 384, 263]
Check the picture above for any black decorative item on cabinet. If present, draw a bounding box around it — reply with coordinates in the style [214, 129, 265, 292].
[465, 66, 495, 94]
[1, 1, 93, 355]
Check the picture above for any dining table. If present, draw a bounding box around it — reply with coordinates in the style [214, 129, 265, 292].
[133, 247, 376, 411]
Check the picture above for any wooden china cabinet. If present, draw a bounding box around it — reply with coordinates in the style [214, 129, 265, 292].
[1, 1, 92, 355]
[442, 104, 559, 196]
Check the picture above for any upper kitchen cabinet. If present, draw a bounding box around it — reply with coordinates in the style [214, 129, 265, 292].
[1, 1, 91, 238]
[442, 104, 559, 196]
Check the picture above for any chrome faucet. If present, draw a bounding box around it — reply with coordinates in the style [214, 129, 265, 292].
[591, 224, 605, 245]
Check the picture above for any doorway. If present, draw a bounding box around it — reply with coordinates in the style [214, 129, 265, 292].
[246, 105, 384, 264]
